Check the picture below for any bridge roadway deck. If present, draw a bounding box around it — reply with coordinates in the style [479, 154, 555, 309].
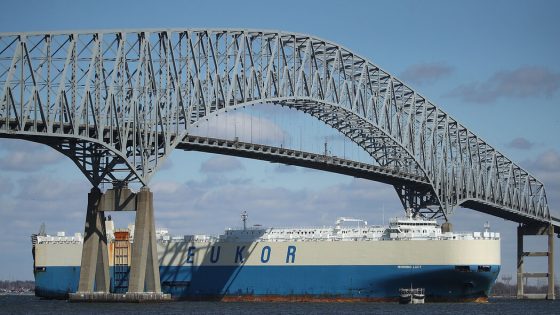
[0, 119, 434, 189]
[179, 135, 560, 233]
[178, 135, 432, 189]
[0, 120, 557, 231]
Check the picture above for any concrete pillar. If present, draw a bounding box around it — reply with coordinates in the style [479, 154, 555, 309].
[517, 224, 524, 298]
[145, 189, 161, 293]
[548, 224, 555, 300]
[77, 187, 109, 293]
[128, 187, 161, 293]
[95, 216, 110, 292]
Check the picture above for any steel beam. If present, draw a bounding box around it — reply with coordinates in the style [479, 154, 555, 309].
[0, 29, 552, 226]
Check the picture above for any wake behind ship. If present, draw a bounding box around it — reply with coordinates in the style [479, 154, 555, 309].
[31, 211, 500, 302]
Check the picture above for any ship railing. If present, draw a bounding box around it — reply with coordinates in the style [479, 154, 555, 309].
[441, 232, 500, 240]
[228, 226, 269, 231]
[157, 235, 219, 243]
[254, 235, 382, 242]
[37, 235, 83, 244]
[385, 231, 500, 241]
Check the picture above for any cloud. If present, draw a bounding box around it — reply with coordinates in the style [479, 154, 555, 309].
[506, 137, 535, 150]
[15, 175, 89, 202]
[2, 175, 89, 229]
[273, 164, 297, 173]
[0, 176, 14, 196]
[522, 149, 560, 211]
[157, 158, 174, 171]
[190, 112, 286, 145]
[149, 174, 403, 236]
[0, 139, 64, 172]
[0, 173, 90, 280]
[151, 180, 183, 194]
[524, 149, 560, 175]
[447, 66, 560, 103]
[400, 62, 454, 86]
[200, 156, 244, 173]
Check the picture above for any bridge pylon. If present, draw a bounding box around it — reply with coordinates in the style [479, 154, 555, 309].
[127, 187, 161, 293]
[69, 184, 170, 302]
[76, 187, 110, 293]
[516, 223, 555, 300]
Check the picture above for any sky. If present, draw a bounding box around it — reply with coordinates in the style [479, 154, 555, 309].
[0, 0, 559, 284]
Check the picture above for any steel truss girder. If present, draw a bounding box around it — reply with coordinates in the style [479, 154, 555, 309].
[0, 29, 551, 223]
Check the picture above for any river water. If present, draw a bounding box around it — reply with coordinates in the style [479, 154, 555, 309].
[0, 294, 557, 314]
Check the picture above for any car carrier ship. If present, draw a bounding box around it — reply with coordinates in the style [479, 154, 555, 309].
[31, 211, 500, 302]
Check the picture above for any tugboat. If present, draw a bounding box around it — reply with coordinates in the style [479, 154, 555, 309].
[399, 286, 425, 304]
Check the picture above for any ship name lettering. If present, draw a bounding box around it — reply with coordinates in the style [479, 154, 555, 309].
[210, 246, 221, 263]
[235, 246, 245, 263]
[286, 245, 296, 263]
[261, 246, 271, 263]
[186, 246, 196, 264]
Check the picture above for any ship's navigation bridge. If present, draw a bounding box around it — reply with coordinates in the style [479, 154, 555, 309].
[0, 29, 557, 300]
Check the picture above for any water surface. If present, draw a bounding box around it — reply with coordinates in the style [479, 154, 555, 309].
[0, 295, 557, 314]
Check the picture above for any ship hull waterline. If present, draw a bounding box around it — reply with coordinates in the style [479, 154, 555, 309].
[34, 264, 499, 302]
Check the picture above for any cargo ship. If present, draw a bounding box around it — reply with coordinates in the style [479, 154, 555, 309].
[31, 211, 500, 302]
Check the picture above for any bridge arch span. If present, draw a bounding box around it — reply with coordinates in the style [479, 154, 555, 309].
[0, 28, 550, 222]
[190, 96, 443, 217]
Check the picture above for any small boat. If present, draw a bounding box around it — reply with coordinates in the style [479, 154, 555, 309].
[399, 287, 425, 304]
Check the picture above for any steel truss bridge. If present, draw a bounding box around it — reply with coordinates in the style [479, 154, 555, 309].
[0, 29, 557, 299]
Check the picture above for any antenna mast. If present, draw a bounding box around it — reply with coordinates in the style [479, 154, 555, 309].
[241, 211, 248, 230]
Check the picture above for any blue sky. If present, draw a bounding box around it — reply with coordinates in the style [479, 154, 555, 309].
[0, 0, 559, 283]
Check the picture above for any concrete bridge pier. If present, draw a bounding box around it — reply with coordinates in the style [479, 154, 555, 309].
[70, 185, 170, 302]
[127, 187, 161, 293]
[516, 223, 555, 300]
[76, 187, 110, 293]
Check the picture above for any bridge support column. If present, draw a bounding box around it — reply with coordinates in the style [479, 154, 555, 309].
[77, 187, 110, 293]
[127, 187, 161, 293]
[516, 223, 555, 300]
[547, 223, 555, 300]
[516, 225, 524, 298]
[70, 185, 169, 302]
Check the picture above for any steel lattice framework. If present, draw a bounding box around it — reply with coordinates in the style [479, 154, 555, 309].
[0, 29, 553, 224]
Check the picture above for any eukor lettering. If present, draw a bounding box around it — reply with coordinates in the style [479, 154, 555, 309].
[235, 246, 245, 263]
[286, 245, 296, 263]
[210, 246, 221, 263]
[261, 246, 271, 263]
[186, 246, 196, 263]
[186, 245, 298, 264]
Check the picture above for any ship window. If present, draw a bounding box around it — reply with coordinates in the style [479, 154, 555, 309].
[478, 265, 491, 272]
[455, 265, 471, 272]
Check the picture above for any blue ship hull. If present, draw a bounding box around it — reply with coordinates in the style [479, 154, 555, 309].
[34, 264, 499, 301]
